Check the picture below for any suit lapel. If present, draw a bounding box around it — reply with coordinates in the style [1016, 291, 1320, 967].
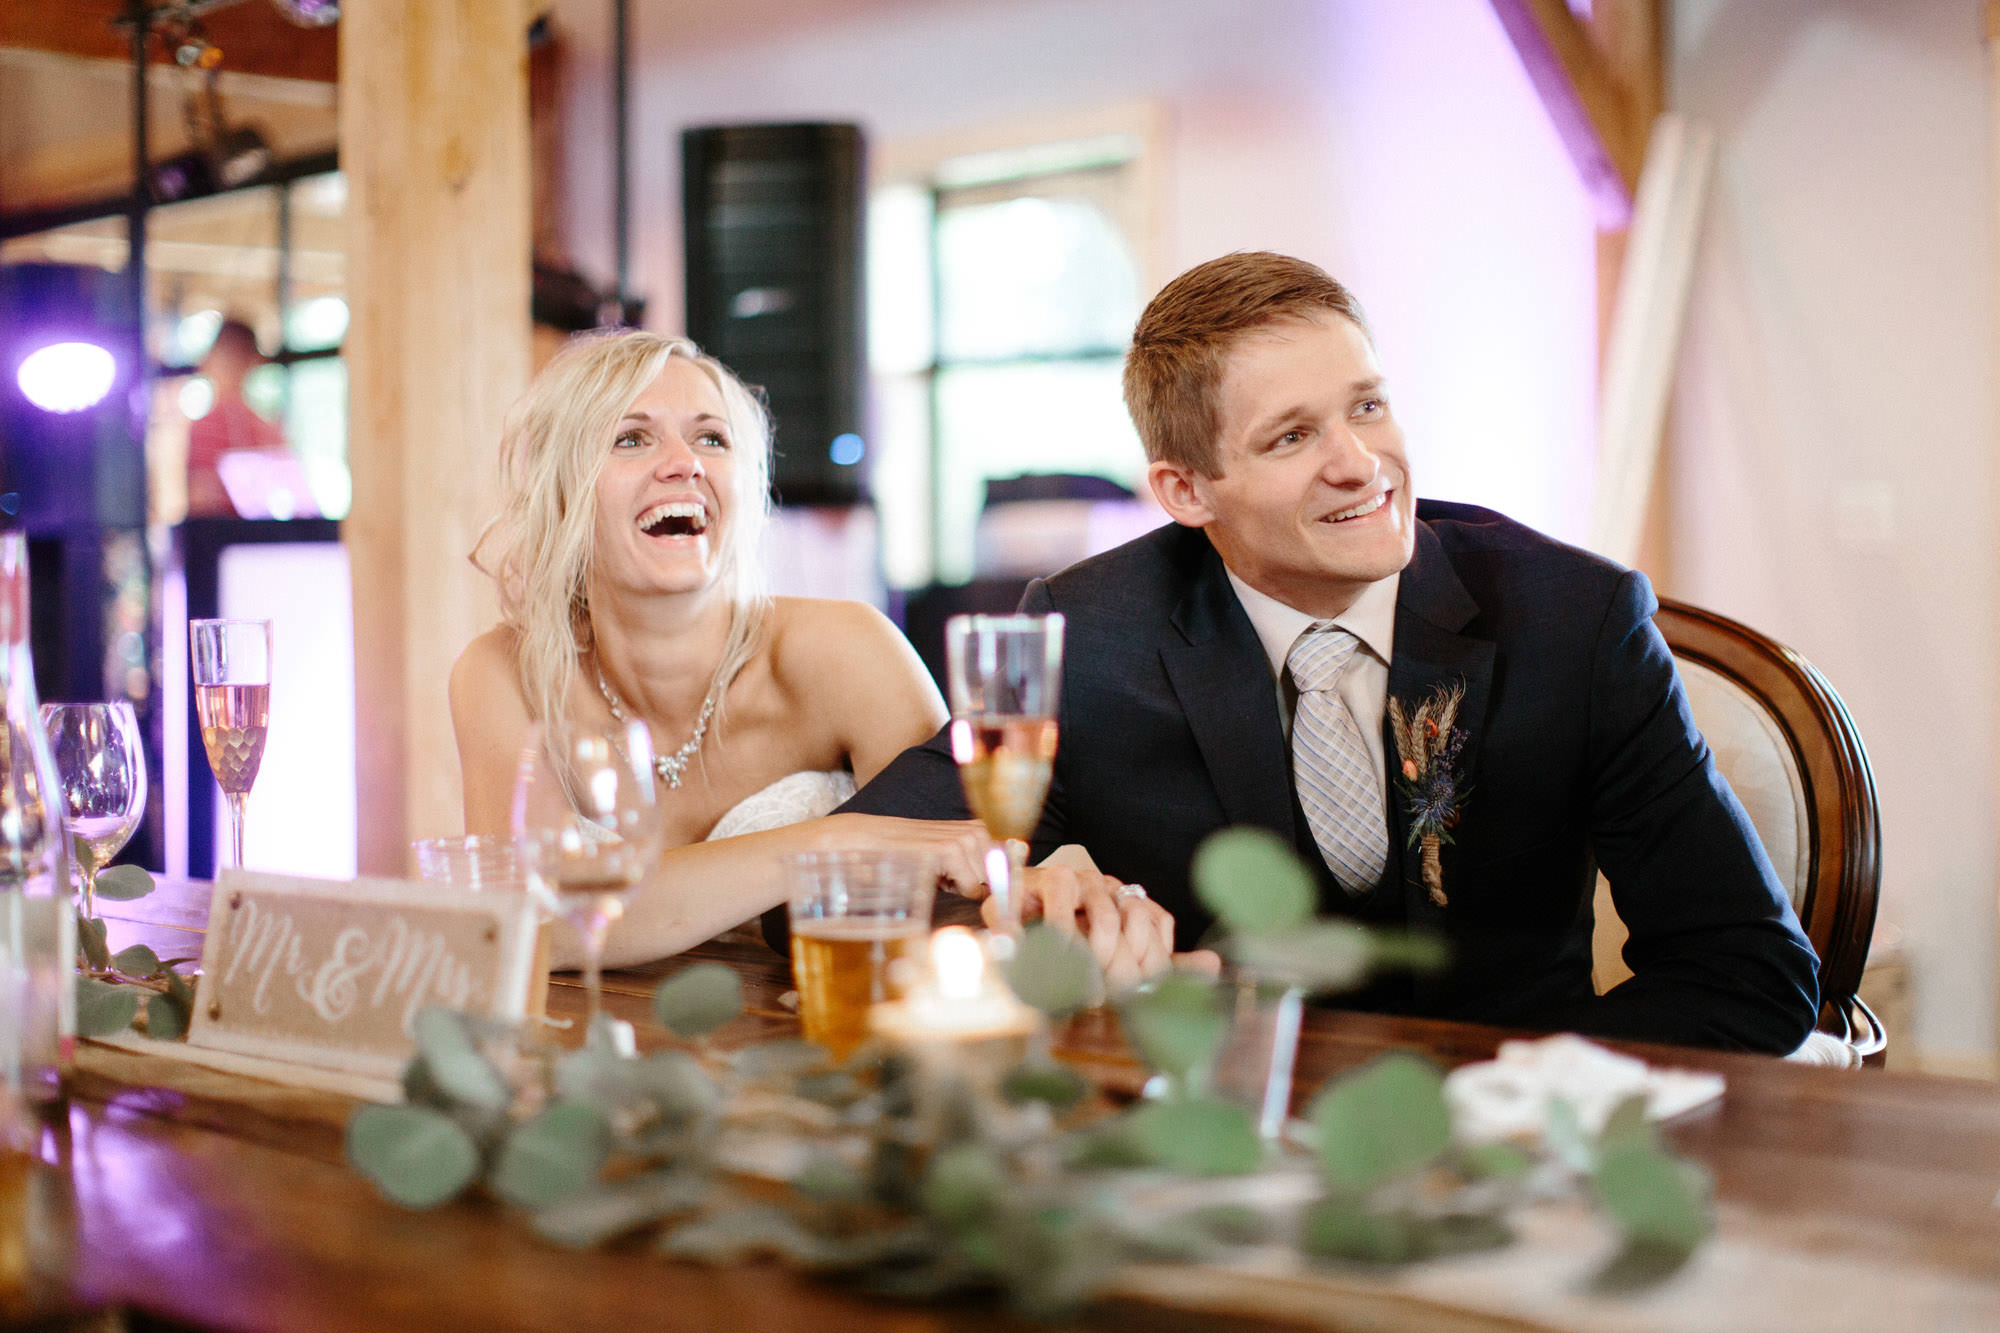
[1386, 523, 1495, 927]
[1159, 541, 1299, 845]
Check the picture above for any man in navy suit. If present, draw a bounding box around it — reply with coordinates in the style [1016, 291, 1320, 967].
[833, 252, 1819, 1054]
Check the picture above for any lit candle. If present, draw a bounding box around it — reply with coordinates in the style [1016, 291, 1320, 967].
[870, 926, 1040, 1048]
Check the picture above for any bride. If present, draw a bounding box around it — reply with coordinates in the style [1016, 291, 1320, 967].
[450, 330, 995, 965]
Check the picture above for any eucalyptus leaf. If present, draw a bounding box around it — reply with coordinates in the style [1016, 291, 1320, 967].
[1310, 1053, 1451, 1193]
[164, 967, 195, 1008]
[1004, 924, 1098, 1017]
[631, 1050, 721, 1124]
[111, 943, 159, 979]
[1229, 921, 1373, 991]
[1301, 1199, 1421, 1263]
[663, 1205, 931, 1272]
[1119, 972, 1228, 1080]
[412, 1007, 511, 1112]
[1594, 1143, 1710, 1254]
[652, 962, 742, 1038]
[1598, 1092, 1656, 1154]
[145, 992, 187, 1041]
[74, 977, 138, 1037]
[1128, 1096, 1262, 1176]
[346, 1104, 480, 1209]
[921, 1144, 1006, 1228]
[1001, 1061, 1089, 1111]
[76, 913, 109, 970]
[1063, 1121, 1154, 1169]
[1191, 827, 1314, 935]
[1458, 1141, 1532, 1182]
[794, 1071, 864, 1107]
[93, 864, 156, 901]
[792, 1154, 867, 1203]
[1190, 1203, 1272, 1246]
[1546, 1096, 1594, 1173]
[530, 1169, 705, 1248]
[490, 1103, 611, 1209]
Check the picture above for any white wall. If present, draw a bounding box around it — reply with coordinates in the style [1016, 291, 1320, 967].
[549, 0, 1601, 544]
[1668, 0, 1996, 1066]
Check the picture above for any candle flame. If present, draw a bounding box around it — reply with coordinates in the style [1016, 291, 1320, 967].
[932, 926, 985, 1001]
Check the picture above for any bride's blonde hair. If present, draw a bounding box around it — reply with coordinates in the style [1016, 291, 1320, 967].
[472, 329, 773, 736]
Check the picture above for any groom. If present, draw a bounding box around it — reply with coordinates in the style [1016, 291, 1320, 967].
[838, 251, 1818, 1054]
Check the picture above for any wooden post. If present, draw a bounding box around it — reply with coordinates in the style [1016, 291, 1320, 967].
[340, 1, 532, 873]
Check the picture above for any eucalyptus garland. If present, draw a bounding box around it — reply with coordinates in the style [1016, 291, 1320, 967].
[345, 829, 1713, 1318]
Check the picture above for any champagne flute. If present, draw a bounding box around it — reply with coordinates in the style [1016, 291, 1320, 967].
[944, 613, 1065, 931]
[189, 619, 272, 871]
[38, 702, 147, 922]
[512, 720, 664, 1028]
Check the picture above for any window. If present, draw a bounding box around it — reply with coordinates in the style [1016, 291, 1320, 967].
[870, 118, 1159, 587]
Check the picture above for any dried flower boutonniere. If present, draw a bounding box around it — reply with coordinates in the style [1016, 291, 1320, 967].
[1388, 682, 1471, 907]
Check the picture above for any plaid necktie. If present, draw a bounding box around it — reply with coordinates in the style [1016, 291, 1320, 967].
[1287, 623, 1389, 894]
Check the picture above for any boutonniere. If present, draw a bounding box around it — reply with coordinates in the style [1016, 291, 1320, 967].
[1388, 682, 1471, 907]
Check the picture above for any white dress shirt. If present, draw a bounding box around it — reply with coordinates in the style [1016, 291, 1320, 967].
[1225, 568, 1400, 804]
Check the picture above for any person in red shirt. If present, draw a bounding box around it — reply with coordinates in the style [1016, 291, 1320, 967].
[185, 318, 285, 518]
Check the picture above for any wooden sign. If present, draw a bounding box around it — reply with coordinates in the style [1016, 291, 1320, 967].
[187, 870, 540, 1079]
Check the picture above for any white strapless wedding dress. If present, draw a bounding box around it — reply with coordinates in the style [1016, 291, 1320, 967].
[705, 770, 856, 942]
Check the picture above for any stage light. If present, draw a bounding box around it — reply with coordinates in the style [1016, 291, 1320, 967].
[17, 342, 116, 414]
[829, 433, 865, 466]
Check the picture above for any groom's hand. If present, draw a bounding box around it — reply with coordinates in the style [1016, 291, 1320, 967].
[986, 866, 1218, 990]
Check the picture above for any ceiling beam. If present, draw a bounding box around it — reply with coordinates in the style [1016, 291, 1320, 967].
[1488, 0, 1644, 229]
[0, 1, 336, 83]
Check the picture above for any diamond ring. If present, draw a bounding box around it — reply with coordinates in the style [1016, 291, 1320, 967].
[1114, 883, 1149, 903]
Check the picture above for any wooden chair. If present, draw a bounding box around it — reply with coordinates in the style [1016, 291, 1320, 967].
[1591, 599, 1886, 1065]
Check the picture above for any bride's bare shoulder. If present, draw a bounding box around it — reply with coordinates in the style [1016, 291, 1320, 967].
[765, 597, 918, 683]
[449, 626, 525, 711]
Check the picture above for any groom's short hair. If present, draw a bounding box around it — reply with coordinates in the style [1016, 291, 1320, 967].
[1123, 252, 1371, 477]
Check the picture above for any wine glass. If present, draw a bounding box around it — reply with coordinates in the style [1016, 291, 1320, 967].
[944, 613, 1065, 931]
[38, 702, 147, 922]
[189, 619, 272, 871]
[512, 720, 665, 1028]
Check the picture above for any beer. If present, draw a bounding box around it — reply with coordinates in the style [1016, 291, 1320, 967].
[791, 917, 925, 1059]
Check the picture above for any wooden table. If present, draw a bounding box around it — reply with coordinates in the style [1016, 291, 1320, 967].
[23, 880, 2000, 1331]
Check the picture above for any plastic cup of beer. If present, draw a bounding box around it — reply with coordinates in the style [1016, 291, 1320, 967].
[786, 851, 934, 1061]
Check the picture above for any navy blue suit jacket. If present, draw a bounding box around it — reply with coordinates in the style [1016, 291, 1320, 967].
[813, 502, 1819, 1053]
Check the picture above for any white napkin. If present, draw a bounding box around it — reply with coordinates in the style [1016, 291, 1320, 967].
[1441, 1033, 1725, 1145]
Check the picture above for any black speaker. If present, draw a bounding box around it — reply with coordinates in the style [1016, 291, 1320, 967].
[682, 123, 867, 507]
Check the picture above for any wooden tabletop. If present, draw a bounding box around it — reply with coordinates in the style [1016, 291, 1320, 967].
[25, 879, 2000, 1331]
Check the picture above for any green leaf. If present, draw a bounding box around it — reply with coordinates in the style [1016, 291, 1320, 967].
[1546, 1097, 1594, 1172]
[531, 1169, 705, 1248]
[490, 1103, 611, 1209]
[1594, 1143, 1711, 1254]
[1311, 1053, 1451, 1193]
[793, 1154, 867, 1202]
[111, 943, 159, 978]
[346, 1103, 480, 1209]
[74, 977, 139, 1037]
[164, 967, 195, 1009]
[652, 962, 742, 1038]
[1230, 921, 1374, 991]
[1004, 924, 1098, 1017]
[630, 1050, 721, 1123]
[76, 913, 109, 970]
[145, 992, 187, 1041]
[1119, 972, 1228, 1080]
[1127, 1096, 1262, 1175]
[1191, 827, 1314, 935]
[1458, 1141, 1532, 1181]
[1598, 1092, 1656, 1154]
[412, 1008, 511, 1112]
[93, 864, 156, 901]
[1062, 1122, 1154, 1170]
[1301, 1199, 1422, 1263]
[921, 1143, 1006, 1228]
[1001, 1061, 1089, 1110]
[1189, 1203, 1272, 1246]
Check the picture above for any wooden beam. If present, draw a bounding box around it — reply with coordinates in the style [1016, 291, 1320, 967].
[0, 1, 337, 82]
[342, 0, 531, 870]
[1487, 0, 1641, 227]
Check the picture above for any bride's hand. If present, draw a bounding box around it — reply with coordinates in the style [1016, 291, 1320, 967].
[818, 812, 993, 897]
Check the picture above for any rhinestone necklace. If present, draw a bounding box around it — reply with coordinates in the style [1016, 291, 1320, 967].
[593, 666, 718, 790]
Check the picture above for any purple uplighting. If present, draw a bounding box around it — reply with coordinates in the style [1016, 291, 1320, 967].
[17, 340, 116, 414]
